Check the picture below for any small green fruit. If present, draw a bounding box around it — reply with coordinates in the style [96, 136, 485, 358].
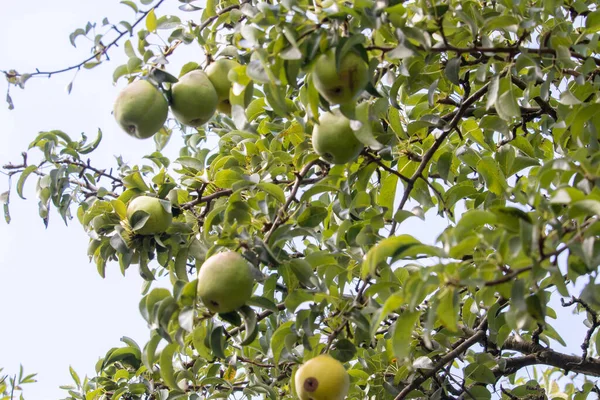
[126, 196, 172, 235]
[206, 59, 239, 115]
[294, 354, 349, 400]
[312, 49, 369, 105]
[197, 251, 254, 313]
[113, 80, 168, 139]
[312, 111, 364, 164]
[170, 70, 218, 126]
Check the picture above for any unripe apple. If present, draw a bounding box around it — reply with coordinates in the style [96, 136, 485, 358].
[126, 196, 172, 235]
[197, 251, 254, 314]
[170, 70, 218, 126]
[312, 111, 364, 164]
[312, 49, 369, 105]
[295, 354, 350, 400]
[206, 58, 240, 115]
[113, 80, 168, 139]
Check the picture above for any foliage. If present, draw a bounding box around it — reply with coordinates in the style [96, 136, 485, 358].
[0, 366, 36, 400]
[4, 0, 600, 399]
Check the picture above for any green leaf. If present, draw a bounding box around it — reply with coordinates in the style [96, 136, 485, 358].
[102, 347, 141, 370]
[483, 15, 519, 33]
[444, 57, 461, 85]
[146, 8, 157, 32]
[173, 247, 189, 282]
[444, 182, 478, 209]
[123, 171, 150, 192]
[300, 185, 339, 202]
[129, 210, 150, 231]
[246, 296, 279, 312]
[142, 333, 161, 371]
[587, 10, 600, 31]
[239, 306, 258, 345]
[371, 292, 403, 337]
[214, 170, 245, 189]
[120, 1, 138, 13]
[477, 156, 507, 196]
[361, 235, 442, 278]
[568, 200, 600, 218]
[16, 165, 37, 199]
[436, 288, 458, 331]
[454, 210, 497, 238]
[257, 182, 285, 203]
[159, 343, 179, 389]
[270, 321, 293, 364]
[297, 206, 327, 228]
[210, 326, 227, 359]
[288, 259, 317, 288]
[69, 366, 80, 387]
[379, 174, 398, 219]
[0, 191, 10, 224]
[392, 311, 420, 360]
[496, 86, 521, 120]
[464, 363, 496, 384]
[330, 339, 356, 363]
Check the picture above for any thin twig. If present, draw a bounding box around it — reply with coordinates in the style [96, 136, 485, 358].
[264, 159, 325, 242]
[2, 0, 167, 79]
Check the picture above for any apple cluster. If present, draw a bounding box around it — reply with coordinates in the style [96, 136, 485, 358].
[114, 48, 377, 167]
[126, 196, 255, 313]
[113, 58, 240, 139]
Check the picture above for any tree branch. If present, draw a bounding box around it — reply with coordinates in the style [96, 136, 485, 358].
[180, 189, 234, 210]
[561, 296, 600, 360]
[497, 336, 600, 377]
[389, 76, 496, 236]
[264, 158, 326, 242]
[2, 0, 167, 79]
[394, 318, 488, 400]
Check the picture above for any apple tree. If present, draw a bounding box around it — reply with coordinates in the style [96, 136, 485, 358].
[4, 0, 600, 398]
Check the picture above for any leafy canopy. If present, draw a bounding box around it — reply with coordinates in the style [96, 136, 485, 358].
[3, 0, 600, 399]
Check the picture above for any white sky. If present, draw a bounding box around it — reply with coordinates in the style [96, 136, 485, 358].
[0, 1, 591, 399]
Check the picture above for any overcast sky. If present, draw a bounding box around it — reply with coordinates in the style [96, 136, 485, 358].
[0, 1, 591, 399]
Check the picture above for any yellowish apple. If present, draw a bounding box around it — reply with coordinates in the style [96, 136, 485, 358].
[113, 80, 168, 139]
[295, 354, 350, 400]
[197, 251, 254, 313]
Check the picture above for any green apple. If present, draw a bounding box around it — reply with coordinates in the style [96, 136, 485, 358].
[206, 58, 239, 115]
[170, 70, 218, 126]
[312, 111, 364, 164]
[295, 354, 349, 400]
[126, 196, 172, 235]
[113, 80, 168, 139]
[197, 251, 254, 313]
[312, 49, 369, 105]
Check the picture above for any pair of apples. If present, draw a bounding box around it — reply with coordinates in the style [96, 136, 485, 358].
[114, 49, 372, 166]
[126, 196, 254, 314]
[127, 198, 351, 399]
[114, 58, 239, 139]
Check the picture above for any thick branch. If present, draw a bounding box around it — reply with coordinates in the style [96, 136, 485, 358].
[367, 44, 600, 67]
[497, 336, 600, 377]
